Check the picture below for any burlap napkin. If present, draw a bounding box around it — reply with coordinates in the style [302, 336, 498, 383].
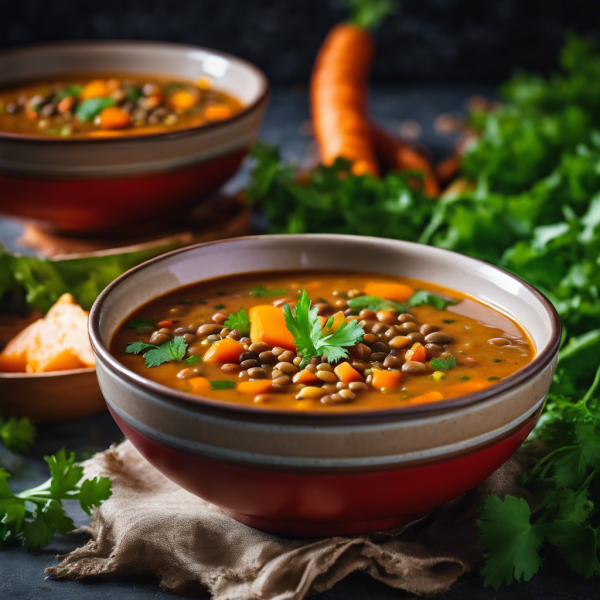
[46, 441, 524, 599]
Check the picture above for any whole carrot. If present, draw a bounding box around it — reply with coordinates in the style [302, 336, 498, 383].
[371, 124, 440, 197]
[310, 1, 395, 177]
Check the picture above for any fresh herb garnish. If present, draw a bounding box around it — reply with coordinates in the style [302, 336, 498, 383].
[443, 319, 457, 324]
[184, 355, 201, 365]
[125, 337, 187, 367]
[224, 309, 251, 336]
[283, 289, 364, 367]
[408, 290, 459, 311]
[430, 355, 457, 370]
[0, 448, 111, 552]
[76, 97, 115, 122]
[0, 417, 36, 454]
[458, 375, 471, 381]
[126, 317, 156, 329]
[210, 380, 236, 390]
[56, 84, 83, 100]
[250, 285, 288, 297]
[213, 303, 226, 310]
[488, 376, 501, 381]
[492, 358, 502, 363]
[347, 295, 404, 312]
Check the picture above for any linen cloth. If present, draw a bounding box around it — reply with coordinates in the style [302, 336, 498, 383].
[46, 441, 524, 599]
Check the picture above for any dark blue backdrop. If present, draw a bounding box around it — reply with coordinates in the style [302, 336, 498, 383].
[1, 0, 599, 84]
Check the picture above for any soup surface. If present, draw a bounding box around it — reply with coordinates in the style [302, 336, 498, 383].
[111, 271, 535, 412]
[0, 73, 243, 138]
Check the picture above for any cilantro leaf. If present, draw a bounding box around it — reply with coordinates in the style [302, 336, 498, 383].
[125, 341, 157, 355]
[143, 337, 187, 368]
[545, 520, 600, 579]
[347, 295, 405, 312]
[76, 97, 114, 122]
[1, 448, 111, 552]
[210, 380, 236, 390]
[408, 290, 459, 310]
[430, 355, 457, 370]
[126, 317, 156, 329]
[0, 417, 36, 454]
[250, 285, 288, 297]
[477, 495, 546, 589]
[283, 289, 364, 367]
[224, 309, 250, 336]
[184, 355, 201, 365]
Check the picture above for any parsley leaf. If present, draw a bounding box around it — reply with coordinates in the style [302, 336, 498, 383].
[126, 317, 156, 329]
[408, 290, 459, 310]
[210, 380, 236, 390]
[347, 295, 405, 312]
[430, 355, 457, 370]
[283, 289, 364, 367]
[224, 309, 250, 336]
[251, 285, 288, 297]
[0, 417, 36, 454]
[76, 97, 115, 122]
[0, 448, 111, 552]
[125, 338, 187, 368]
[477, 495, 546, 589]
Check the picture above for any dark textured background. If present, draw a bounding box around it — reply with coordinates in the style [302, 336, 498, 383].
[0, 0, 599, 84]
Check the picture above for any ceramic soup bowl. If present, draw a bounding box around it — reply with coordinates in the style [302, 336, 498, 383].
[89, 235, 560, 535]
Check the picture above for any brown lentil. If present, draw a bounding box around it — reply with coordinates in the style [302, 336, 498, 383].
[239, 351, 258, 362]
[271, 369, 283, 379]
[317, 370, 339, 383]
[317, 363, 334, 372]
[183, 333, 197, 343]
[177, 366, 202, 379]
[240, 359, 260, 370]
[383, 355, 404, 369]
[249, 341, 271, 353]
[276, 362, 299, 374]
[350, 343, 372, 361]
[247, 367, 267, 379]
[425, 332, 456, 345]
[212, 313, 228, 324]
[389, 336, 411, 349]
[371, 342, 391, 354]
[272, 375, 291, 386]
[149, 332, 170, 345]
[221, 363, 242, 374]
[272, 346, 285, 357]
[362, 333, 378, 345]
[402, 361, 430, 374]
[227, 329, 242, 341]
[371, 322, 388, 334]
[197, 323, 221, 336]
[338, 389, 356, 401]
[359, 309, 377, 320]
[371, 352, 388, 362]
[207, 334, 221, 342]
[420, 324, 440, 335]
[296, 386, 327, 399]
[407, 332, 425, 343]
[278, 350, 296, 363]
[258, 351, 278, 365]
[349, 382, 369, 392]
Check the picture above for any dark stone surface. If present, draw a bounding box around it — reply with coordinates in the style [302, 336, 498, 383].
[1, 86, 598, 599]
[0, 0, 600, 85]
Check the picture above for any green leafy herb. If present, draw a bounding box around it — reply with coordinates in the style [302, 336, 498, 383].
[213, 303, 226, 310]
[0, 448, 111, 552]
[126, 317, 156, 329]
[488, 376, 501, 381]
[0, 417, 36, 454]
[184, 355, 201, 365]
[430, 356, 457, 370]
[56, 84, 83, 100]
[224, 309, 251, 336]
[283, 289, 364, 367]
[123, 86, 142, 103]
[250, 285, 288, 297]
[345, 0, 396, 31]
[443, 319, 457, 324]
[347, 295, 404, 312]
[125, 337, 187, 368]
[458, 375, 471, 381]
[76, 97, 115, 122]
[492, 358, 502, 363]
[210, 380, 236, 390]
[408, 290, 459, 311]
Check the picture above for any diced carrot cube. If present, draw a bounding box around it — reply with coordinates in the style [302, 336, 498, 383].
[407, 391, 444, 405]
[204, 104, 233, 121]
[364, 282, 414, 302]
[157, 320, 173, 329]
[238, 380, 273, 394]
[405, 343, 427, 363]
[202, 338, 245, 363]
[188, 377, 211, 393]
[169, 91, 197, 110]
[371, 369, 402, 391]
[334, 361, 364, 384]
[99, 107, 132, 130]
[293, 369, 320, 384]
[249, 305, 296, 351]
[80, 80, 111, 100]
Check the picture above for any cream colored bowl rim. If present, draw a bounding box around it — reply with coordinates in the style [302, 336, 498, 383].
[89, 234, 561, 424]
[0, 40, 269, 144]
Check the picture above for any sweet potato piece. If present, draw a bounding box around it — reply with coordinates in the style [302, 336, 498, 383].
[202, 338, 245, 363]
[99, 107, 132, 130]
[238, 380, 273, 395]
[249, 305, 296, 351]
[364, 282, 414, 302]
[443, 380, 491, 397]
[407, 391, 444, 405]
[188, 377, 211, 394]
[22, 294, 95, 373]
[371, 369, 402, 391]
[293, 369, 320, 384]
[0, 320, 41, 372]
[323, 311, 345, 332]
[405, 343, 427, 363]
[80, 80, 110, 100]
[334, 362, 364, 384]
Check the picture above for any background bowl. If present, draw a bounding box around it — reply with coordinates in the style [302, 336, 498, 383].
[0, 41, 268, 234]
[89, 234, 560, 535]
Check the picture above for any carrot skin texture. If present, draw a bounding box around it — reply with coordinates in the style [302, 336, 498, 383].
[311, 24, 380, 177]
[371, 124, 440, 197]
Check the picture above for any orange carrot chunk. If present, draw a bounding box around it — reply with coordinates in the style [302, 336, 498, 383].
[371, 369, 402, 391]
[202, 338, 245, 363]
[80, 80, 110, 100]
[188, 377, 211, 394]
[249, 305, 296, 351]
[334, 361, 365, 384]
[169, 91, 197, 110]
[405, 343, 427, 363]
[293, 369, 320, 384]
[238, 380, 273, 395]
[407, 391, 444, 405]
[364, 282, 414, 302]
[443, 380, 492, 398]
[99, 107, 132, 130]
[156, 320, 174, 329]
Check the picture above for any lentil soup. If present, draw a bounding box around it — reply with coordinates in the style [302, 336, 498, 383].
[0, 73, 243, 138]
[110, 271, 535, 412]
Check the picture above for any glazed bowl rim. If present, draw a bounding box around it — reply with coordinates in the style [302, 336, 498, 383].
[0, 39, 269, 145]
[89, 234, 561, 424]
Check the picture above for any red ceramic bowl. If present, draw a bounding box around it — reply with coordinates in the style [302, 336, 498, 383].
[89, 235, 560, 535]
[0, 41, 268, 234]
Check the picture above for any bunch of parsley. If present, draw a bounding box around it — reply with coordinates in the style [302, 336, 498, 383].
[249, 33, 600, 588]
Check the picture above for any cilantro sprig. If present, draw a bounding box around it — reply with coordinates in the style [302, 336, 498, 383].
[0, 417, 36, 454]
[348, 291, 458, 313]
[224, 309, 250, 336]
[250, 285, 288, 297]
[430, 355, 457, 370]
[283, 289, 364, 367]
[0, 448, 111, 552]
[125, 337, 187, 367]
